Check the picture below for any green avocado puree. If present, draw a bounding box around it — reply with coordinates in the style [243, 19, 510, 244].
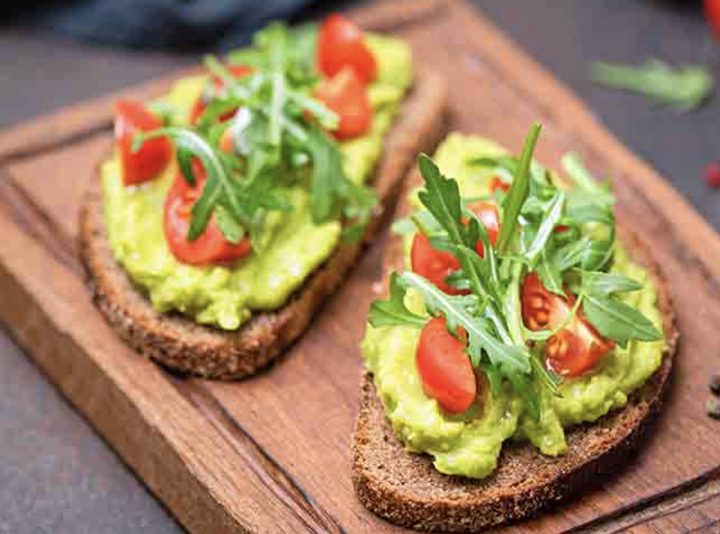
[102, 34, 412, 330]
[361, 133, 666, 479]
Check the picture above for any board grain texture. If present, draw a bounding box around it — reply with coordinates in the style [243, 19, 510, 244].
[0, 1, 719, 533]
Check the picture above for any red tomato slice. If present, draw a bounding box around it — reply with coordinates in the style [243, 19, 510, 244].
[411, 202, 501, 294]
[411, 233, 465, 295]
[189, 64, 252, 125]
[490, 175, 510, 194]
[164, 160, 251, 265]
[466, 201, 500, 257]
[416, 317, 477, 414]
[705, 0, 720, 40]
[521, 272, 614, 377]
[115, 99, 172, 186]
[317, 13, 377, 83]
[313, 67, 372, 140]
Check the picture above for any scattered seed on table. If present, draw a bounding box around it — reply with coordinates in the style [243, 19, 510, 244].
[706, 398, 720, 420]
[705, 162, 720, 188]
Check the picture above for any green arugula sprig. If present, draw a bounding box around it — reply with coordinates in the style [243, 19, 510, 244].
[590, 59, 714, 111]
[133, 22, 375, 246]
[370, 123, 663, 419]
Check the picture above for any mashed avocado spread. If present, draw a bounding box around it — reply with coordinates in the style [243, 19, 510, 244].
[362, 134, 666, 479]
[102, 34, 412, 330]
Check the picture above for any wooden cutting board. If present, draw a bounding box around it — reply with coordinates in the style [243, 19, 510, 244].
[1, 1, 719, 532]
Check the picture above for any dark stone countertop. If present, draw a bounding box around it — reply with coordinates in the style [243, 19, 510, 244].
[1, 1, 718, 532]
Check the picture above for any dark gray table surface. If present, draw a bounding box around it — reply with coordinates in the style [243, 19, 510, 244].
[1, 1, 718, 532]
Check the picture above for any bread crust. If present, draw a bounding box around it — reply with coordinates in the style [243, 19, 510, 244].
[78, 70, 448, 380]
[352, 170, 678, 532]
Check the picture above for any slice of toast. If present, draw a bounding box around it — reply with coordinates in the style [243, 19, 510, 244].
[352, 170, 678, 532]
[78, 69, 448, 380]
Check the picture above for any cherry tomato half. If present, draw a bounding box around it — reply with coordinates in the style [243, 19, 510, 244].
[115, 99, 172, 186]
[189, 64, 252, 125]
[313, 67, 372, 140]
[416, 317, 478, 414]
[164, 160, 251, 266]
[466, 201, 500, 257]
[317, 13, 377, 83]
[410, 202, 500, 294]
[411, 233, 464, 295]
[704, 0, 720, 41]
[521, 272, 614, 377]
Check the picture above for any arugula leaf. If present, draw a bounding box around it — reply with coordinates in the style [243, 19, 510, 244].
[368, 273, 427, 329]
[188, 176, 221, 241]
[525, 191, 565, 264]
[561, 153, 615, 207]
[553, 236, 614, 273]
[195, 97, 243, 133]
[203, 56, 251, 100]
[566, 203, 614, 225]
[590, 59, 714, 111]
[497, 123, 542, 252]
[467, 155, 518, 176]
[266, 23, 288, 146]
[176, 147, 197, 186]
[581, 271, 643, 296]
[537, 247, 564, 295]
[582, 292, 662, 347]
[287, 90, 339, 130]
[417, 154, 465, 244]
[479, 362, 503, 398]
[392, 198, 492, 237]
[306, 125, 376, 232]
[215, 204, 244, 244]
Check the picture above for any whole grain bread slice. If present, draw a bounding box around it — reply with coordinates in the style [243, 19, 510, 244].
[352, 170, 678, 532]
[78, 69, 448, 380]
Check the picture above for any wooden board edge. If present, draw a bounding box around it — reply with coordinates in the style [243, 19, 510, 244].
[0, 72, 192, 163]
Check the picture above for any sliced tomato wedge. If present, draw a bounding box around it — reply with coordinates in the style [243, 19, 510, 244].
[189, 64, 252, 125]
[416, 317, 478, 414]
[313, 67, 372, 140]
[115, 99, 172, 186]
[490, 175, 510, 194]
[317, 14, 377, 84]
[521, 272, 615, 377]
[164, 160, 251, 265]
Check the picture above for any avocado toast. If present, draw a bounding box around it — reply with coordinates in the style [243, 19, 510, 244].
[353, 129, 677, 531]
[79, 16, 447, 379]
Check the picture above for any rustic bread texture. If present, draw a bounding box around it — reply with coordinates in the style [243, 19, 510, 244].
[352, 169, 678, 531]
[78, 69, 448, 380]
